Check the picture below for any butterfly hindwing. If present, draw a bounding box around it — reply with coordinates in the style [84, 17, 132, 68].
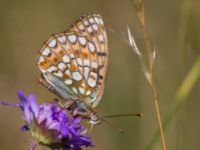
[37, 13, 108, 108]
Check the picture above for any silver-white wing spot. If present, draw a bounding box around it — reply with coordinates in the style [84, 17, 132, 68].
[78, 24, 85, 31]
[77, 58, 83, 66]
[88, 78, 96, 87]
[93, 24, 98, 30]
[62, 55, 70, 63]
[58, 63, 67, 71]
[89, 18, 95, 24]
[68, 34, 77, 43]
[90, 72, 97, 79]
[98, 34, 104, 42]
[84, 20, 89, 26]
[86, 90, 91, 96]
[87, 26, 93, 33]
[84, 67, 89, 79]
[91, 62, 98, 69]
[70, 53, 75, 59]
[83, 59, 90, 66]
[47, 66, 57, 73]
[42, 47, 51, 56]
[58, 35, 66, 44]
[49, 39, 57, 48]
[99, 18, 104, 25]
[38, 56, 45, 63]
[94, 17, 100, 24]
[54, 71, 63, 78]
[103, 32, 107, 42]
[65, 69, 71, 77]
[72, 72, 82, 81]
[72, 87, 78, 94]
[91, 89, 98, 98]
[78, 37, 86, 46]
[88, 42, 95, 52]
[65, 79, 73, 85]
[79, 87, 85, 94]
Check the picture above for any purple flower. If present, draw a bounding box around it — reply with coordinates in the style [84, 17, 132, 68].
[1, 90, 94, 150]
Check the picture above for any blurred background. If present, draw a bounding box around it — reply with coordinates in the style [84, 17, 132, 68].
[0, 0, 200, 149]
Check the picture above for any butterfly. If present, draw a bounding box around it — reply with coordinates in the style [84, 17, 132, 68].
[36, 13, 108, 125]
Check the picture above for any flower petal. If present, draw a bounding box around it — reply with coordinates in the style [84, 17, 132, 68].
[0, 101, 20, 107]
[17, 90, 28, 106]
[1, 90, 94, 149]
[28, 94, 39, 118]
[21, 125, 29, 131]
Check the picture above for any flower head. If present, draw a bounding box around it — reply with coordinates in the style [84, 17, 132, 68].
[1, 90, 94, 150]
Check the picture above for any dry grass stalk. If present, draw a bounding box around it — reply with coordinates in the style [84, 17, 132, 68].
[128, 0, 167, 149]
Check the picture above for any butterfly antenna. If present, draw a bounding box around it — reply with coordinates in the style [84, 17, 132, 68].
[102, 113, 143, 118]
[101, 118, 125, 134]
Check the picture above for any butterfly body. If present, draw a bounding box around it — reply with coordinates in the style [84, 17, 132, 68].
[36, 13, 108, 124]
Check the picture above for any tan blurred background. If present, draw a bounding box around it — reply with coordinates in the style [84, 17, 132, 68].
[0, 0, 200, 150]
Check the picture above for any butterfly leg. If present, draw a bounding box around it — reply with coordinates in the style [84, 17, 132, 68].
[72, 110, 94, 133]
[88, 124, 94, 134]
[52, 99, 75, 110]
[62, 100, 76, 109]
[72, 109, 89, 117]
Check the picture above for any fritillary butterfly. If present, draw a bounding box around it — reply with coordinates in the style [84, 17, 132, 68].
[36, 13, 108, 124]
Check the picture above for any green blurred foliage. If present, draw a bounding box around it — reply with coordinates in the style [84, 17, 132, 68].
[0, 0, 200, 150]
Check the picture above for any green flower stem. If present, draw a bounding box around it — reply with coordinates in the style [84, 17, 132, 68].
[145, 56, 200, 150]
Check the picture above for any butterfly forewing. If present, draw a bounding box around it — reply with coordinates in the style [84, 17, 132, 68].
[37, 13, 108, 109]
